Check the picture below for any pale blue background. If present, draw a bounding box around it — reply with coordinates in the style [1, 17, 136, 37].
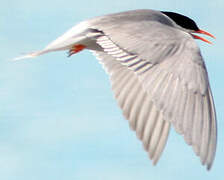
[1, 0, 223, 179]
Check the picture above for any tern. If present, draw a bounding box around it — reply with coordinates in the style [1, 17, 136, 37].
[15, 9, 217, 170]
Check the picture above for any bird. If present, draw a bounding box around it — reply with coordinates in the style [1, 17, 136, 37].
[15, 9, 217, 170]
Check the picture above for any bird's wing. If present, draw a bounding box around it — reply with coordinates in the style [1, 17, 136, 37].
[93, 51, 170, 164]
[89, 21, 217, 169]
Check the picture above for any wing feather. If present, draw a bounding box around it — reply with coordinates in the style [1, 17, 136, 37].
[152, 120, 170, 164]
[136, 95, 152, 139]
[94, 51, 170, 164]
[148, 113, 164, 159]
[205, 88, 217, 169]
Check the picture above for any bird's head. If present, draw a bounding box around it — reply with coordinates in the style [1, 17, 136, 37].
[161, 11, 215, 44]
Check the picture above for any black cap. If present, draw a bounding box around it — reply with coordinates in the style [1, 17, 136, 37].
[161, 11, 200, 31]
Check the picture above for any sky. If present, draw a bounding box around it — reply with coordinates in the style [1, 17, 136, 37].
[1, 0, 224, 180]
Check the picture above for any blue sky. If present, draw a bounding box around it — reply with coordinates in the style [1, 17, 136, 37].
[1, 0, 224, 179]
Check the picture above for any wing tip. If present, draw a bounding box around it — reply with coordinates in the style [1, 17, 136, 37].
[206, 164, 212, 171]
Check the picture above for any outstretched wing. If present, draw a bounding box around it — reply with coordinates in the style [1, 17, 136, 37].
[89, 19, 217, 169]
[93, 51, 171, 164]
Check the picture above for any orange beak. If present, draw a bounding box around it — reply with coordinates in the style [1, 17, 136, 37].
[192, 29, 216, 44]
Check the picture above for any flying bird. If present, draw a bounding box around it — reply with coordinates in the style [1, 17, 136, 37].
[15, 9, 217, 170]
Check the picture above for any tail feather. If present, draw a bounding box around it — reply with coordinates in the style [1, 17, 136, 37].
[13, 49, 51, 61]
[13, 21, 91, 61]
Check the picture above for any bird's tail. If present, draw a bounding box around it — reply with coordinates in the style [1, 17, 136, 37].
[13, 21, 90, 61]
[13, 49, 51, 61]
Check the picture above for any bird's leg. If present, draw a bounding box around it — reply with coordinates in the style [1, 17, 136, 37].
[68, 44, 86, 57]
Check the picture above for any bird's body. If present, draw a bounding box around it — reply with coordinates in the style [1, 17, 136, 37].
[15, 9, 217, 170]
